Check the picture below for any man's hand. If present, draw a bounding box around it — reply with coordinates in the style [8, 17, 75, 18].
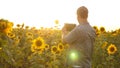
[61, 26, 69, 44]
[62, 26, 67, 35]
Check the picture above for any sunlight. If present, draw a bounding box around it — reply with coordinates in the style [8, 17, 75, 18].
[0, 0, 120, 31]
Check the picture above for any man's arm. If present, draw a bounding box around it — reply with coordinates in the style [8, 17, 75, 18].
[62, 27, 78, 44]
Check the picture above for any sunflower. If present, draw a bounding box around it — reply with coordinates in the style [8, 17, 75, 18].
[100, 27, 106, 33]
[96, 32, 100, 36]
[26, 32, 33, 37]
[0, 47, 2, 52]
[51, 46, 58, 54]
[107, 44, 117, 55]
[31, 45, 36, 52]
[44, 44, 49, 50]
[54, 20, 59, 24]
[3, 28, 11, 34]
[7, 32, 15, 38]
[31, 37, 45, 53]
[32, 37, 45, 49]
[5, 22, 13, 33]
[111, 31, 117, 36]
[7, 22, 13, 29]
[25, 26, 29, 29]
[58, 43, 64, 51]
[0, 22, 7, 30]
[55, 50, 61, 55]
[93, 26, 98, 32]
[102, 41, 108, 49]
[31, 44, 44, 54]
[0, 22, 13, 34]
[16, 24, 21, 28]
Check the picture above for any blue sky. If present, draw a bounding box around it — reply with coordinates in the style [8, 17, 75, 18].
[0, 0, 120, 31]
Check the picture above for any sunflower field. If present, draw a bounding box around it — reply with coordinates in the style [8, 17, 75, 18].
[0, 19, 120, 68]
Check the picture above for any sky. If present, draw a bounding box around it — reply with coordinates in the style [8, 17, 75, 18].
[0, 0, 120, 31]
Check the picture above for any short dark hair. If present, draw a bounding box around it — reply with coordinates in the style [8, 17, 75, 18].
[77, 6, 88, 19]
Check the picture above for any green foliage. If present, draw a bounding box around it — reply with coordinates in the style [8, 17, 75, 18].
[0, 21, 120, 68]
[92, 31, 120, 68]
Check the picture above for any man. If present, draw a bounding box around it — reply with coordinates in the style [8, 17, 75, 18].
[62, 6, 96, 68]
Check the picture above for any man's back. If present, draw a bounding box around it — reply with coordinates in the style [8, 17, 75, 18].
[63, 22, 96, 68]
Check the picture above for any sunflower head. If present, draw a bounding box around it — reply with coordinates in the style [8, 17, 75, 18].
[31, 37, 45, 53]
[100, 27, 106, 33]
[25, 26, 29, 29]
[26, 32, 33, 37]
[16, 24, 21, 28]
[44, 44, 49, 50]
[51, 46, 58, 54]
[107, 44, 117, 55]
[0, 47, 2, 52]
[102, 41, 108, 49]
[93, 26, 98, 32]
[0, 22, 7, 30]
[35, 39, 42, 46]
[54, 20, 59, 25]
[0, 21, 13, 34]
[58, 43, 64, 51]
[7, 32, 15, 38]
[32, 37, 44, 48]
[55, 50, 61, 55]
[111, 31, 117, 36]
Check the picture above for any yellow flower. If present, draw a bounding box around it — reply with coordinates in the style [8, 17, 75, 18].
[4, 23, 13, 34]
[26, 32, 33, 37]
[54, 20, 59, 24]
[44, 44, 49, 50]
[0, 47, 2, 51]
[31, 45, 44, 54]
[0, 22, 7, 30]
[93, 26, 98, 32]
[0, 22, 9, 34]
[32, 37, 45, 49]
[31, 37, 45, 53]
[107, 44, 117, 55]
[102, 42, 108, 49]
[51, 46, 58, 54]
[58, 43, 64, 51]
[55, 50, 61, 55]
[111, 31, 117, 36]
[7, 22, 13, 28]
[31, 45, 36, 52]
[13, 37, 20, 45]
[7, 33, 15, 38]
[0, 19, 13, 34]
[16, 24, 21, 28]
[25, 26, 29, 29]
[100, 27, 106, 33]
[3, 28, 11, 34]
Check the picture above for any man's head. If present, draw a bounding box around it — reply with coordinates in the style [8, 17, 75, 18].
[77, 6, 88, 19]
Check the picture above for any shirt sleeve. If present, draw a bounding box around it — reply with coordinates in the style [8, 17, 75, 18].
[63, 27, 79, 44]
